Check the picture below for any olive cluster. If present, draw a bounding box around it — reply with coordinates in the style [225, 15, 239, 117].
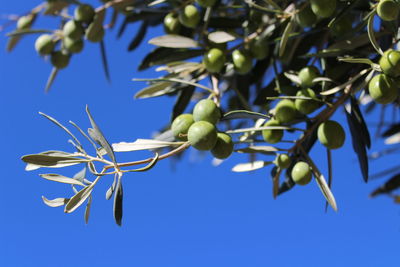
[377, 0, 400, 21]
[27, 3, 102, 69]
[171, 99, 234, 159]
[368, 49, 400, 104]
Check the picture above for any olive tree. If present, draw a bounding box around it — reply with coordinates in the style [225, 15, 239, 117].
[5, 0, 400, 225]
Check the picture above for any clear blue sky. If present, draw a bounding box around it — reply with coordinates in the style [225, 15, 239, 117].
[1, 2, 399, 267]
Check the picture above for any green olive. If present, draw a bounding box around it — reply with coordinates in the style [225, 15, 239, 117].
[63, 37, 84, 54]
[275, 99, 297, 124]
[368, 74, 398, 104]
[50, 51, 70, 69]
[35, 34, 55, 55]
[17, 15, 34, 30]
[196, 0, 216, 8]
[295, 88, 320, 115]
[193, 99, 221, 124]
[164, 13, 181, 34]
[232, 49, 253, 75]
[74, 4, 95, 24]
[298, 66, 319, 88]
[211, 132, 234, 159]
[187, 121, 218, 151]
[179, 5, 200, 29]
[310, 0, 337, 18]
[379, 49, 400, 78]
[249, 36, 269, 60]
[317, 120, 345, 149]
[291, 161, 312, 185]
[203, 48, 226, 73]
[275, 154, 291, 169]
[262, 120, 283, 144]
[63, 20, 84, 41]
[295, 5, 317, 28]
[330, 14, 353, 37]
[85, 22, 105, 43]
[171, 113, 194, 140]
[377, 0, 399, 21]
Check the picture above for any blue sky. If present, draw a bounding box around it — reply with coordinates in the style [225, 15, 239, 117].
[1, 1, 400, 267]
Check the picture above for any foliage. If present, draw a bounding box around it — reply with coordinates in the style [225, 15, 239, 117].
[4, 0, 400, 225]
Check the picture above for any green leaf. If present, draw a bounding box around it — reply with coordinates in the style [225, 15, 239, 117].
[42, 196, 70, 207]
[22, 153, 87, 170]
[367, 11, 383, 55]
[338, 57, 374, 65]
[128, 21, 148, 51]
[279, 18, 294, 57]
[139, 48, 204, 70]
[106, 174, 118, 200]
[6, 29, 52, 37]
[113, 176, 123, 226]
[370, 173, 400, 197]
[222, 110, 270, 120]
[6, 36, 21, 52]
[148, 35, 199, 48]
[171, 85, 195, 122]
[134, 77, 213, 94]
[134, 81, 174, 99]
[207, 31, 236, 43]
[39, 173, 85, 186]
[235, 146, 279, 155]
[84, 195, 92, 224]
[64, 176, 100, 213]
[113, 139, 184, 152]
[232, 161, 272, 172]
[100, 41, 111, 82]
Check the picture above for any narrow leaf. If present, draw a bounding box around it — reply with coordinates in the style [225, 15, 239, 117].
[279, 18, 294, 57]
[100, 40, 111, 82]
[113, 176, 123, 226]
[222, 110, 270, 120]
[113, 139, 183, 152]
[44, 67, 59, 93]
[208, 31, 236, 43]
[367, 11, 383, 55]
[42, 196, 70, 207]
[6, 36, 21, 52]
[235, 146, 279, 155]
[84, 195, 92, 224]
[171, 86, 195, 121]
[128, 21, 148, 51]
[370, 173, 400, 197]
[106, 173, 118, 200]
[148, 35, 199, 48]
[232, 161, 272, 172]
[64, 176, 100, 213]
[22, 154, 87, 169]
[39, 174, 85, 186]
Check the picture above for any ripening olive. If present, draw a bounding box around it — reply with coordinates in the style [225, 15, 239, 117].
[171, 113, 194, 140]
[295, 5, 317, 28]
[63, 20, 84, 41]
[368, 74, 398, 104]
[203, 48, 226, 73]
[379, 49, 400, 78]
[50, 51, 70, 69]
[262, 120, 283, 144]
[63, 37, 84, 54]
[187, 121, 218, 151]
[275, 99, 297, 124]
[196, 0, 216, 8]
[291, 161, 312, 185]
[275, 154, 291, 169]
[330, 14, 353, 37]
[249, 36, 269, 60]
[193, 99, 221, 124]
[317, 120, 345, 149]
[85, 22, 105, 43]
[164, 13, 181, 34]
[232, 49, 253, 75]
[211, 132, 234, 159]
[74, 4, 95, 24]
[17, 15, 34, 30]
[295, 88, 320, 115]
[377, 0, 399, 21]
[310, 0, 337, 18]
[298, 66, 319, 88]
[179, 5, 200, 28]
[35, 34, 55, 55]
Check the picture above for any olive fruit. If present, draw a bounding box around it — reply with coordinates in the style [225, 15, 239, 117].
[179, 5, 200, 29]
[35, 34, 55, 55]
[17, 15, 34, 30]
[330, 15, 353, 37]
[275, 99, 297, 123]
[164, 13, 181, 34]
[295, 88, 320, 115]
[379, 49, 400, 78]
[298, 66, 319, 88]
[310, 0, 336, 18]
[85, 23, 105, 43]
[377, 0, 399, 21]
[275, 154, 291, 169]
[63, 37, 84, 54]
[295, 5, 317, 28]
[211, 132, 234, 159]
[232, 49, 253, 75]
[203, 48, 226, 73]
[193, 99, 221, 124]
[187, 121, 218, 151]
[196, 0, 216, 8]
[368, 74, 398, 104]
[74, 4, 95, 24]
[262, 120, 283, 144]
[317, 120, 345, 149]
[171, 113, 194, 140]
[249, 36, 269, 60]
[291, 161, 312, 185]
[50, 51, 70, 69]
[63, 20, 84, 41]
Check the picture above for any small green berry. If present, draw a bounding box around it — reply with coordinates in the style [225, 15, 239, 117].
[298, 66, 319, 88]
[85, 22, 105, 43]
[50, 51, 70, 69]
[310, 0, 337, 18]
[295, 5, 317, 28]
[211, 132, 234, 159]
[179, 5, 200, 28]
[291, 161, 312, 185]
[63, 20, 84, 41]
[193, 99, 221, 124]
[295, 88, 320, 115]
[377, 0, 399, 21]
[187, 121, 218, 151]
[275, 154, 291, 169]
[171, 114, 194, 140]
[262, 120, 283, 144]
[275, 99, 297, 124]
[379, 49, 400, 78]
[35, 34, 55, 55]
[164, 13, 181, 34]
[203, 48, 226, 73]
[249, 36, 269, 60]
[17, 15, 34, 30]
[368, 74, 398, 104]
[232, 49, 253, 75]
[317, 120, 345, 149]
[63, 37, 84, 54]
[74, 4, 95, 24]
